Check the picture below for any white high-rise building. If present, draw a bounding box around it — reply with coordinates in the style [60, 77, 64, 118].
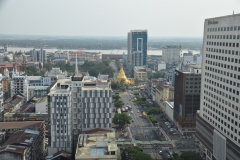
[162, 45, 181, 63]
[48, 55, 112, 155]
[196, 14, 240, 160]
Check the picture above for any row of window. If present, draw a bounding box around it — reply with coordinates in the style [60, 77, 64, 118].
[203, 113, 240, 145]
[205, 65, 240, 81]
[206, 48, 240, 56]
[207, 41, 240, 47]
[207, 26, 240, 32]
[205, 59, 240, 72]
[206, 53, 240, 64]
[207, 34, 240, 39]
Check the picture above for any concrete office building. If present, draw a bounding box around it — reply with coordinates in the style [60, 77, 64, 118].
[182, 52, 194, 65]
[31, 49, 46, 63]
[11, 70, 28, 101]
[49, 55, 112, 155]
[127, 30, 148, 77]
[134, 66, 147, 81]
[174, 65, 201, 135]
[196, 14, 240, 160]
[162, 45, 181, 63]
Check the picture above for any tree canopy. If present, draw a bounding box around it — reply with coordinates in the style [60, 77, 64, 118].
[150, 71, 164, 79]
[112, 93, 121, 101]
[147, 108, 160, 115]
[114, 100, 124, 108]
[180, 151, 201, 160]
[3, 56, 10, 62]
[121, 146, 152, 160]
[112, 113, 131, 127]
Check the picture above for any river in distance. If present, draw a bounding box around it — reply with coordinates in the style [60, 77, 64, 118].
[7, 47, 200, 56]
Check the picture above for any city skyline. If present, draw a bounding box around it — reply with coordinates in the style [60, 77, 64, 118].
[0, 0, 240, 37]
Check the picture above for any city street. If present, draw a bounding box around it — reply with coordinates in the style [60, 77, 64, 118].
[120, 91, 160, 141]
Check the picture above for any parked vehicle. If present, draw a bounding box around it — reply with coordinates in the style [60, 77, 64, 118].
[142, 112, 147, 118]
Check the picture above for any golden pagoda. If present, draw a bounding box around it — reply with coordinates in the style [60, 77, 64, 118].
[114, 62, 134, 85]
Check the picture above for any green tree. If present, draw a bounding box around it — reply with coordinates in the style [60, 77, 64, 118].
[121, 146, 152, 160]
[3, 56, 10, 62]
[130, 151, 152, 160]
[112, 113, 131, 127]
[180, 151, 201, 160]
[112, 94, 121, 101]
[111, 81, 119, 89]
[114, 100, 124, 108]
[150, 71, 164, 79]
[149, 115, 158, 123]
[147, 108, 160, 115]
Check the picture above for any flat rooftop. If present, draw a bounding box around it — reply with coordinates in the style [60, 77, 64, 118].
[0, 121, 43, 129]
[75, 133, 117, 159]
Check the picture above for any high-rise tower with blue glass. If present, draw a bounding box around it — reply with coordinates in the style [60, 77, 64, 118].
[127, 30, 148, 77]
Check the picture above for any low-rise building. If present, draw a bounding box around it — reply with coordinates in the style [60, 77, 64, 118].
[0, 129, 45, 160]
[0, 121, 44, 140]
[75, 133, 118, 160]
[44, 68, 68, 84]
[155, 84, 174, 112]
[28, 86, 49, 98]
[54, 51, 69, 60]
[134, 66, 147, 81]
[4, 112, 48, 122]
[165, 101, 174, 122]
[157, 61, 166, 71]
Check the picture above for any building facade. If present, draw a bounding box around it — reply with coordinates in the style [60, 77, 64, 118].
[134, 66, 147, 81]
[11, 73, 28, 101]
[31, 49, 46, 63]
[127, 30, 148, 76]
[162, 45, 181, 63]
[49, 59, 112, 155]
[196, 14, 240, 160]
[155, 84, 174, 112]
[173, 66, 201, 135]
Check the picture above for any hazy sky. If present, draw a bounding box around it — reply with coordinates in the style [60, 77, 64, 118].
[0, 0, 240, 37]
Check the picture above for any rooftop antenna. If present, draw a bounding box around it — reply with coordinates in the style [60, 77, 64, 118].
[233, 10, 234, 15]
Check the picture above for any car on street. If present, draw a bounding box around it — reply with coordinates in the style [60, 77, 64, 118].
[137, 110, 139, 113]
[139, 115, 142, 117]
[173, 132, 178, 135]
[132, 120, 134, 122]
[131, 111, 133, 113]
[128, 114, 131, 116]
[159, 151, 162, 155]
[165, 122, 170, 126]
[168, 125, 174, 129]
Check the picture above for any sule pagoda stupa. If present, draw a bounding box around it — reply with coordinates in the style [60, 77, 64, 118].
[113, 62, 134, 85]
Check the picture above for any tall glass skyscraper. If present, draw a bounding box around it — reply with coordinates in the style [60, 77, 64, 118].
[127, 30, 148, 77]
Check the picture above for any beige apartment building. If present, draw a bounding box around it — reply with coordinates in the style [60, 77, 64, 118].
[155, 84, 174, 112]
[134, 66, 147, 81]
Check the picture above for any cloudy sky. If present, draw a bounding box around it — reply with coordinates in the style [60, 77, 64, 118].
[0, 0, 240, 37]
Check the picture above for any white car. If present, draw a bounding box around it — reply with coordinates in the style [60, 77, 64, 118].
[129, 114, 131, 116]
[131, 111, 133, 114]
[137, 110, 139, 113]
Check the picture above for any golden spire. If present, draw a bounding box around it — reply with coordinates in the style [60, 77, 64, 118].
[114, 62, 134, 85]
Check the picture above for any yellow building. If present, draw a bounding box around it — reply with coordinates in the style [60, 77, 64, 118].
[134, 66, 147, 81]
[155, 85, 174, 112]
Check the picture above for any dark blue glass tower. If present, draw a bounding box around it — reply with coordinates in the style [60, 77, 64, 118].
[131, 30, 148, 65]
